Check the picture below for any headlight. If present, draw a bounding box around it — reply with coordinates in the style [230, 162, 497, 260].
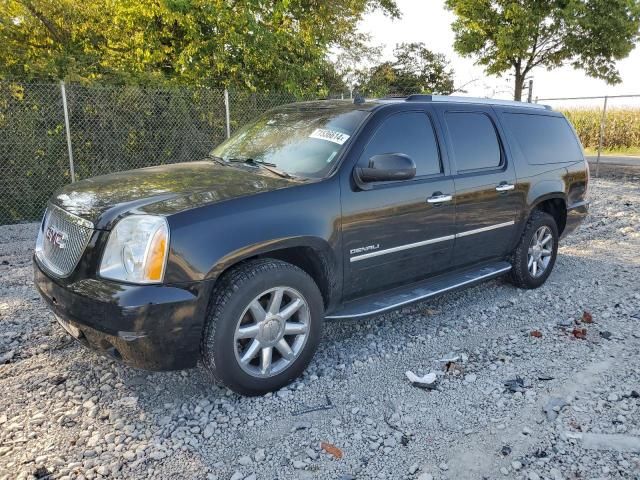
[99, 215, 169, 284]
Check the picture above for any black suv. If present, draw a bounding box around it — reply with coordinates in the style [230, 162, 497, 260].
[34, 95, 589, 395]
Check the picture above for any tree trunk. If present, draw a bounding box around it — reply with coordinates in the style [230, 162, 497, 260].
[513, 66, 524, 101]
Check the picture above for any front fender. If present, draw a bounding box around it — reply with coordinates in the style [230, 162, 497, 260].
[206, 235, 337, 280]
[163, 179, 342, 285]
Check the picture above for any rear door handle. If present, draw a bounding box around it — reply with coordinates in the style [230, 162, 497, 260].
[427, 193, 453, 204]
[496, 183, 515, 192]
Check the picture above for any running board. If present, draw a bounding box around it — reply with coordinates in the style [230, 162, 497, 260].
[325, 261, 512, 320]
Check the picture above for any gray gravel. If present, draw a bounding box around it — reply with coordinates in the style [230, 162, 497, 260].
[1, 177, 639, 480]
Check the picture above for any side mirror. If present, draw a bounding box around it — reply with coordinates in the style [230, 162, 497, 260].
[354, 153, 416, 188]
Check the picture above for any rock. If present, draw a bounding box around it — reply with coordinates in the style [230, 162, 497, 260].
[408, 463, 419, 474]
[418, 474, 433, 480]
[543, 397, 568, 421]
[95, 466, 109, 476]
[254, 449, 265, 462]
[0, 350, 15, 363]
[292, 460, 306, 469]
[238, 455, 252, 466]
[203, 423, 216, 439]
[149, 450, 167, 460]
[528, 472, 541, 480]
[229, 472, 243, 480]
[549, 468, 563, 480]
[511, 461, 523, 471]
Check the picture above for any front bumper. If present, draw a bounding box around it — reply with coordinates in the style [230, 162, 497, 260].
[561, 201, 589, 238]
[34, 259, 212, 370]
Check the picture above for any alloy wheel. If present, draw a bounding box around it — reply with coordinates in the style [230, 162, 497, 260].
[527, 225, 554, 278]
[233, 287, 310, 378]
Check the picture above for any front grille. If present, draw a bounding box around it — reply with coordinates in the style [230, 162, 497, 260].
[36, 205, 94, 277]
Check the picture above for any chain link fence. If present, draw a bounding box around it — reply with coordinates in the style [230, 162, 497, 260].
[537, 94, 640, 176]
[3, 82, 639, 225]
[0, 81, 310, 224]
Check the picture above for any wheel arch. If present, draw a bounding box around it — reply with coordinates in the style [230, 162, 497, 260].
[528, 193, 568, 235]
[206, 237, 339, 309]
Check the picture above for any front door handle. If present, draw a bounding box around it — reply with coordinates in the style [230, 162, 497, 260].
[496, 183, 515, 192]
[427, 193, 453, 204]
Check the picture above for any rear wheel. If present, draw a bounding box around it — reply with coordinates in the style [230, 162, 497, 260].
[201, 259, 323, 395]
[509, 210, 559, 289]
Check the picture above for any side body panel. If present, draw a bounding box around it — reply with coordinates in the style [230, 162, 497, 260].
[432, 103, 523, 268]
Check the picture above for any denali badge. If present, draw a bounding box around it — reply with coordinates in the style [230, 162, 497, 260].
[350, 244, 380, 255]
[45, 226, 67, 249]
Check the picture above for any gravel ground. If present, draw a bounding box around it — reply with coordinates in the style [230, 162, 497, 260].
[1, 177, 639, 480]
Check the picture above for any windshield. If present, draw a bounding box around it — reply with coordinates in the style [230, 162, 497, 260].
[211, 103, 369, 178]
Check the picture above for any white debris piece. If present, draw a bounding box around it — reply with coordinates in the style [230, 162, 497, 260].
[405, 371, 438, 389]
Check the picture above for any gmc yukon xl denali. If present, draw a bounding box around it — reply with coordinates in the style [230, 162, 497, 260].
[34, 95, 589, 395]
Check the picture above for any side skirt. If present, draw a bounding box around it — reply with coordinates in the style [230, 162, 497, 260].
[325, 261, 512, 320]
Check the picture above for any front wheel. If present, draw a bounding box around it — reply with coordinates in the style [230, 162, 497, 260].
[201, 259, 324, 396]
[509, 210, 559, 289]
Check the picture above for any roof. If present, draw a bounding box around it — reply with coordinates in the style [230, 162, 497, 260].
[375, 94, 552, 110]
[273, 95, 552, 113]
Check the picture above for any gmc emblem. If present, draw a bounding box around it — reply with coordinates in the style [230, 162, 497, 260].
[45, 226, 67, 249]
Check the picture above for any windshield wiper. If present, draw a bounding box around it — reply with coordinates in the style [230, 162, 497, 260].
[227, 158, 297, 179]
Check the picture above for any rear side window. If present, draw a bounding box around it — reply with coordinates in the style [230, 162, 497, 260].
[360, 112, 441, 176]
[445, 112, 501, 171]
[504, 113, 582, 164]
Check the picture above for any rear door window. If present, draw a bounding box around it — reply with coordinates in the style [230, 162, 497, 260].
[359, 112, 441, 177]
[504, 113, 582, 164]
[445, 112, 502, 172]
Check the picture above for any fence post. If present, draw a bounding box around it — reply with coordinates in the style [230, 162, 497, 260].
[60, 80, 76, 183]
[595, 95, 608, 179]
[224, 88, 231, 139]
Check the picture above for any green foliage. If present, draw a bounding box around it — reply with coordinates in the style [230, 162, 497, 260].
[0, 82, 302, 224]
[445, 0, 640, 100]
[358, 43, 455, 96]
[0, 0, 399, 94]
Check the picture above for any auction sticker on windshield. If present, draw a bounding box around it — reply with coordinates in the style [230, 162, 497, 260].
[309, 128, 350, 145]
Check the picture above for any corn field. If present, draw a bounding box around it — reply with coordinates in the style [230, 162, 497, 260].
[562, 108, 640, 151]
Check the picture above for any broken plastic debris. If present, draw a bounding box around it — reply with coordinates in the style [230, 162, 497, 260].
[405, 370, 438, 389]
[504, 377, 525, 393]
[437, 353, 460, 363]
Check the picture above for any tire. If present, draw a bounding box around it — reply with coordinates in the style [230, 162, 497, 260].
[201, 258, 324, 396]
[509, 210, 559, 289]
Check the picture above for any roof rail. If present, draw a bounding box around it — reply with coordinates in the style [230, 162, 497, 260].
[405, 94, 550, 110]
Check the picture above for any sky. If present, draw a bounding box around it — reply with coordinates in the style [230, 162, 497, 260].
[358, 0, 640, 108]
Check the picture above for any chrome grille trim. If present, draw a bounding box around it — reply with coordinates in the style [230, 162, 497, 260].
[36, 204, 94, 277]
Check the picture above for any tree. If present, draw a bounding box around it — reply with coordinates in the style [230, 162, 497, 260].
[445, 0, 640, 100]
[0, 0, 399, 94]
[359, 42, 455, 96]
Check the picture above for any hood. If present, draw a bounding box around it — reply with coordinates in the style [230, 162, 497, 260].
[50, 161, 295, 229]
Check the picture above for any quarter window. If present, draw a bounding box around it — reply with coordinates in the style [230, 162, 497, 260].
[445, 112, 501, 171]
[504, 113, 582, 164]
[359, 112, 441, 177]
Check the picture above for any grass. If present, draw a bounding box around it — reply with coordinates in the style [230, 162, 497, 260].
[583, 146, 640, 157]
